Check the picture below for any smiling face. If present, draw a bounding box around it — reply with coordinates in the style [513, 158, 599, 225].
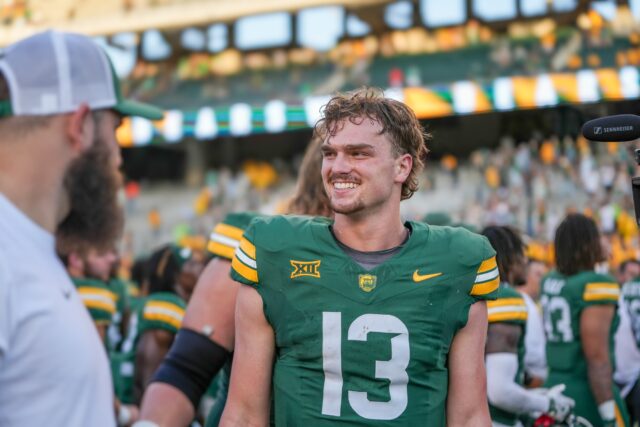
[320, 117, 411, 218]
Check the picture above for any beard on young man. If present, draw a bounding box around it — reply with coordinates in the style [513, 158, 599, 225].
[56, 131, 124, 254]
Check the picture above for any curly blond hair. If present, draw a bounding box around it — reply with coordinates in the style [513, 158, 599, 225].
[314, 87, 429, 200]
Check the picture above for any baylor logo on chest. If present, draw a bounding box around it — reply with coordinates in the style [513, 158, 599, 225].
[358, 274, 377, 292]
[290, 260, 321, 279]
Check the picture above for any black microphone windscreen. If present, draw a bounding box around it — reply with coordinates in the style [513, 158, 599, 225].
[582, 114, 640, 142]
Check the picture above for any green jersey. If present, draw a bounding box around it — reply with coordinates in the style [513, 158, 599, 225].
[541, 270, 629, 427]
[204, 211, 264, 427]
[622, 277, 640, 348]
[486, 284, 528, 426]
[231, 216, 499, 426]
[73, 277, 116, 327]
[106, 278, 131, 352]
[112, 292, 186, 404]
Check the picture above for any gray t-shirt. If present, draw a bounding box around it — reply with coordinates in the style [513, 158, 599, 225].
[331, 225, 411, 270]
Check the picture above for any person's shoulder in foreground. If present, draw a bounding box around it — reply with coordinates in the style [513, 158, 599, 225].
[0, 30, 162, 427]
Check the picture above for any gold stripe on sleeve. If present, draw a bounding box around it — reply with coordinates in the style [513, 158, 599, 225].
[583, 293, 620, 302]
[470, 276, 500, 296]
[487, 298, 525, 308]
[239, 237, 256, 260]
[77, 287, 115, 301]
[214, 223, 245, 240]
[477, 257, 497, 273]
[585, 283, 619, 292]
[488, 311, 528, 323]
[232, 256, 258, 283]
[83, 299, 116, 314]
[144, 301, 186, 319]
[143, 312, 182, 330]
[208, 241, 236, 260]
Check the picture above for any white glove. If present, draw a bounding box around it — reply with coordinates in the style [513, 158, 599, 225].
[546, 384, 575, 422]
[598, 400, 617, 427]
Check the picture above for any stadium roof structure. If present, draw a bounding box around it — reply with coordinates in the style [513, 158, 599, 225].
[0, 0, 389, 47]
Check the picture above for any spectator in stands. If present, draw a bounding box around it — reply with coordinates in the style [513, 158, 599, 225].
[0, 30, 163, 427]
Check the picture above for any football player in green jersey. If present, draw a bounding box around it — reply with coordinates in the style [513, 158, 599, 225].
[134, 246, 203, 402]
[136, 136, 331, 427]
[221, 88, 499, 426]
[113, 245, 203, 406]
[57, 239, 143, 425]
[482, 226, 574, 427]
[541, 214, 630, 427]
[57, 242, 118, 341]
[108, 274, 134, 353]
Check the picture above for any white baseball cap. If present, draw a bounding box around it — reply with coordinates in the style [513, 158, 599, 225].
[0, 30, 163, 120]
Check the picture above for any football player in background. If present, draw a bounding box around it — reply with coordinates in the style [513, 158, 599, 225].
[112, 245, 202, 415]
[221, 88, 498, 426]
[57, 242, 118, 342]
[482, 226, 573, 427]
[541, 213, 630, 426]
[136, 135, 330, 426]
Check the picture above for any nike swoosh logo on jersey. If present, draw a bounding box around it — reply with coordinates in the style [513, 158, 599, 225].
[413, 270, 443, 282]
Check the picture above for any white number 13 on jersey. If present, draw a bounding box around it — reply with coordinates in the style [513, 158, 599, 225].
[321, 312, 410, 420]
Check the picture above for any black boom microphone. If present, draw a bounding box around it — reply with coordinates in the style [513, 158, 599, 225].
[582, 114, 640, 142]
[582, 113, 640, 225]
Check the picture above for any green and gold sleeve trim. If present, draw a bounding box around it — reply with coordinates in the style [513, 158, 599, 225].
[583, 282, 620, 302]
[470, 256, 500, 296]
[77, 287, 116, 316]
[143, 300, 185, 330]
[487, 298, 527, 323]
[207, 222, 245, 260]
[231, 237, 258, 284]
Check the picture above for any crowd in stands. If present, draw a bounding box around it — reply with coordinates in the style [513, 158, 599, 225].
[128, 8, 640, 109]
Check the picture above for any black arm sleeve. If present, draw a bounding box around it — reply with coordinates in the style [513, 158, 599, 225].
[150, 328, 231, 410]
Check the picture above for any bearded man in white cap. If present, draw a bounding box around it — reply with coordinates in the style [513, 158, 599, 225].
[0, 30, 163, 426]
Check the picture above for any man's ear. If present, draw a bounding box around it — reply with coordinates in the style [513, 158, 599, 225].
[395, 153, 413, 183]
[65, 103, 92, 154]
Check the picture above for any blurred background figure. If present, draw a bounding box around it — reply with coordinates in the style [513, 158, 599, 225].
[57, 241, 119, 342]
[114, 244, 206, 411]
[541, 214, 629, 426]
[482, 225, 572, 426]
